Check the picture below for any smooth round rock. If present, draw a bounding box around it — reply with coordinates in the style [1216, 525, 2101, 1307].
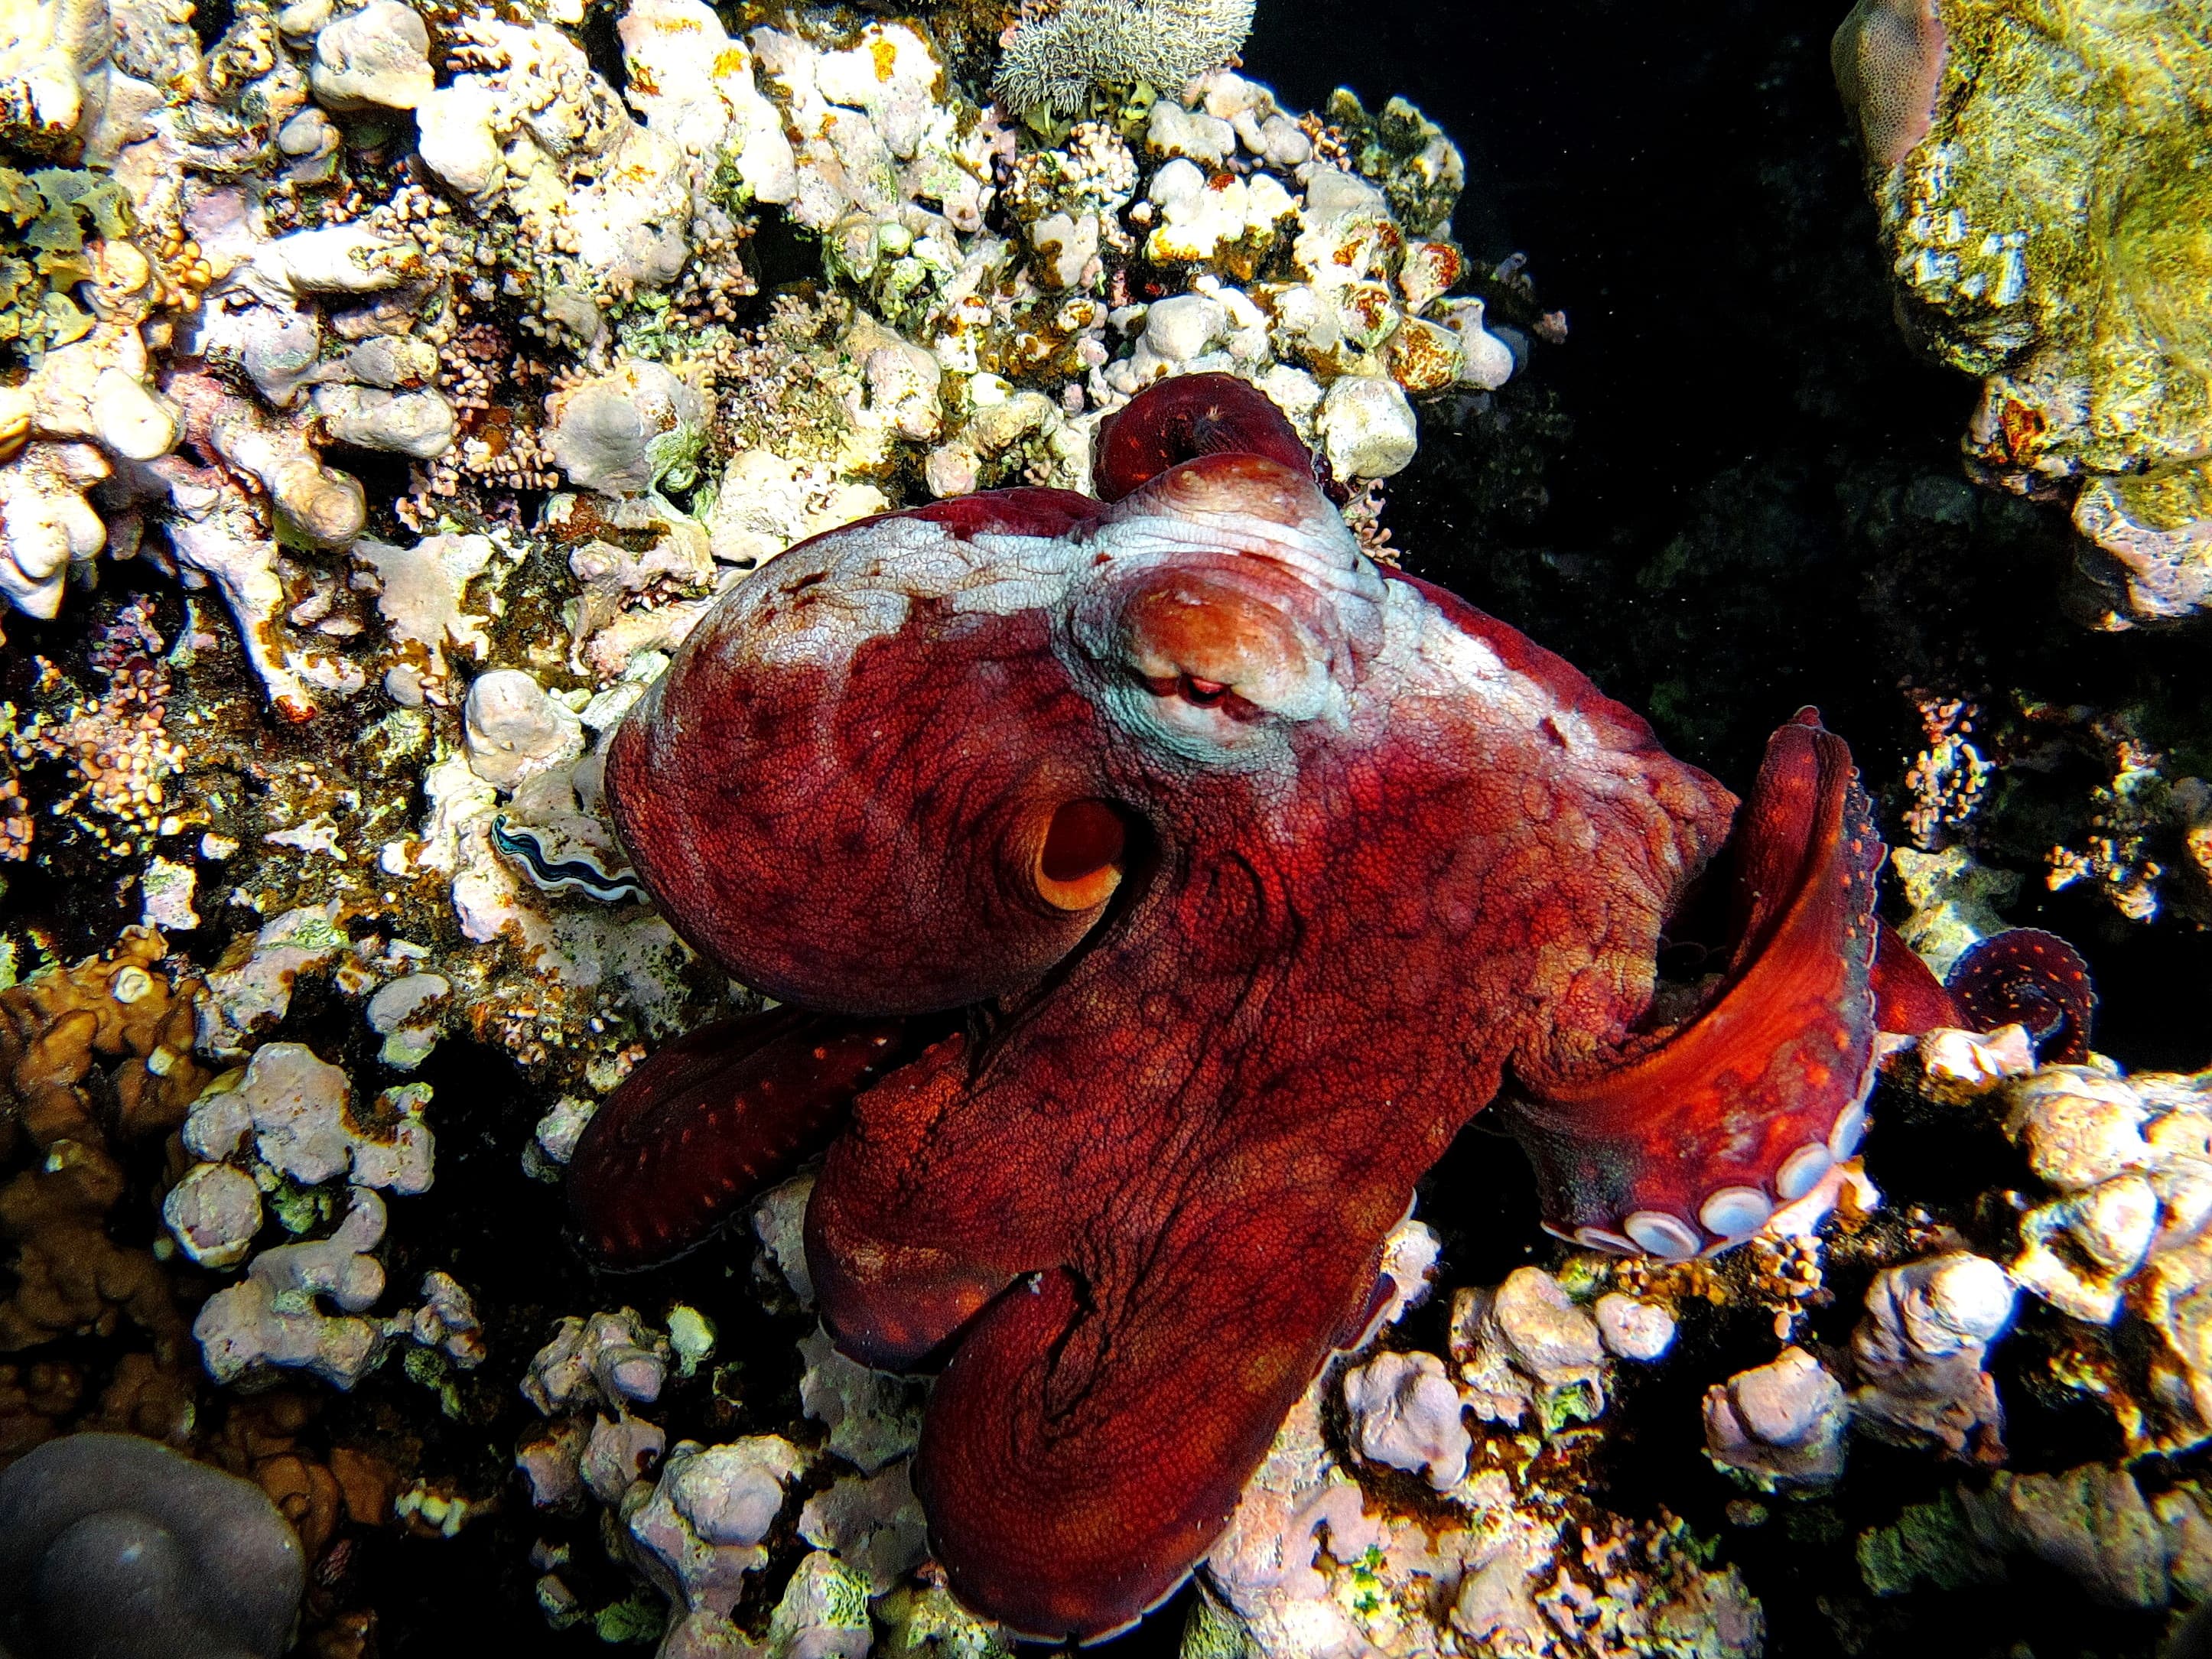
[0, 1433, 304, 1659]
[308, 0, 434, 111]
[464, 668, 583, 790]
[1141, 294, 1228, 365]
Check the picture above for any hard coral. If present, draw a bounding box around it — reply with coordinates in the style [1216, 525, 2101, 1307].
[0, 931, 206, 1435]
[11, 623, 190, 860]
[192, 1186, 390, 1390]
[1831, 0, 1947, 171]
[1839, 0, 2212, 626]
[1849, 1251, 2015, 1462]
[0, 1140, 184, 1361]
[0, 1430, 305, 1659]
[0, 926, 206, 1161]
[205, 1391, 397, 1564]
[994, 0, 1256, 118]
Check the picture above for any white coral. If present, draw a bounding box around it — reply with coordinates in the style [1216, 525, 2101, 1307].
[545, 361, 706, 498]
[1449, 1267, 1606, 1428]
[625, 1436, 811, 1653]
[193, 1186, 392, 1387]
[1341, 1348, 1469, 1490]
[0, 441, 109, 623]
[614, 0, 795, 201]
[463, 668, 585, 791]
[306, 0, 434, 112]
[182, 1039, 436, 1194]
[1703, 1346, 1849, 1490]
[1850, 1251, 2016, 1460]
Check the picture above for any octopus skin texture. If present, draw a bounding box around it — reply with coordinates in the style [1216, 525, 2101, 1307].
[572, 373, 2006, 1640]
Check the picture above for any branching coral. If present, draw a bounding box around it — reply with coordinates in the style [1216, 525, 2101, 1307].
[1901, 695, 1993, 852]
[9, 600, 191, 858]
[994, 0, 1256, 118]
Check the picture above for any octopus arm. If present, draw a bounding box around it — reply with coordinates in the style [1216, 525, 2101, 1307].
[1091, 372, 1320, 502]
[1498, 710, 1883, 1259]
[1870, 922, 1962, 1036]
[568, 1007, 912, 1270]
[805, 1033, 1065, 1370]
[913, 1127, 1402, 1644]
[1947, 926, 2096, 1062]
[904, 486, 1108, 541]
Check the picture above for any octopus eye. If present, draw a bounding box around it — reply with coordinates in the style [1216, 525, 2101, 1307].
[1134, 670, 1239, 709]
[1033, 799, 1127, 912]
[1105, 569, 1342, 743]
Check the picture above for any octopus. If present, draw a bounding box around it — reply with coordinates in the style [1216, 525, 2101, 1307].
[569, 373, 2080, 1641]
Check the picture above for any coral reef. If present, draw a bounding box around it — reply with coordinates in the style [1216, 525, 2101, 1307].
[994, 0, 1255, 120]
[1848, 1249, 2015, 1460]
[1834, 0, 2212, 629]
[0, 0, 2200, 1652]
[1206, 1267, 1766, 1659]
[1703, 1345, 1850, 1491]
[1452, 1266, 1608, 1432]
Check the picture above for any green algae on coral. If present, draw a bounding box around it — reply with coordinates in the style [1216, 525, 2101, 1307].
[1323, 89, 1466, 239]
[1840, 0, 2212, 626]
[0, 164, 131, 359]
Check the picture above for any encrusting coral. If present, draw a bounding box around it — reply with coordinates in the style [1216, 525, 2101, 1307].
[1835, 0, 2212, 629]
[0, 930, 204, 1398]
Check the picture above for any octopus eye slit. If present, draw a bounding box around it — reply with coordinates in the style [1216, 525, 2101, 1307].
[1128, 668, 1241, 710]
[1034, 799, 1130, 912]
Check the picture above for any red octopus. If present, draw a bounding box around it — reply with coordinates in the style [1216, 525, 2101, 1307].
[571, 373, 2062, 1641]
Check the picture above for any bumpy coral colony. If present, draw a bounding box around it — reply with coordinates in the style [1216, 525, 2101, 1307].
[1, 0, 2209, 1652]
